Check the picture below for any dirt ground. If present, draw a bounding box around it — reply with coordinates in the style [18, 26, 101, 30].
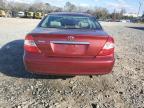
[0, 18, 144, 108]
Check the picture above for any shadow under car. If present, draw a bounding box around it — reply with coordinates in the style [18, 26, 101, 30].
[0, 40, 73, 79]
[127, 26, 144, 31]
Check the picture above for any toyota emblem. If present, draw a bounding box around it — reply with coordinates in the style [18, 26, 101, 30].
[67, 36, 75, 41]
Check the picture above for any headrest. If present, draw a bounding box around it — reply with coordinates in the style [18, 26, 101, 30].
[79, 21, 89, 28]
[50, 21, 61, 27]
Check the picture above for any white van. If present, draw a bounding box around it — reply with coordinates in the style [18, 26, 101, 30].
[18, 11, 25, 18]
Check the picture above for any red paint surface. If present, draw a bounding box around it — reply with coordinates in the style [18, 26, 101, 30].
[23, 32, 115, 75]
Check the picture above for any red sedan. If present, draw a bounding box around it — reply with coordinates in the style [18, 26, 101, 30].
[23, 12, 115, 75]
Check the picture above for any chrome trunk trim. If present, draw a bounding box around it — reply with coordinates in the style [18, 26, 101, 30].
[50, 41, 90, 45]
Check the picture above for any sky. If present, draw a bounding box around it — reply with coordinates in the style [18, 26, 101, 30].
[8, 0, 144, 15]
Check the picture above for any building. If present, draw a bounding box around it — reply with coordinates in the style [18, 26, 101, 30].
[123, 13, 141, 18]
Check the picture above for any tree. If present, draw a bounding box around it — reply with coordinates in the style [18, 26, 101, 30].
[64, 2, 77, 12]
[44, 3, 52, 13]
[120, 8, 126, 19]
[142, 12, 144, 17]
[0, 0, 6, 9]
[137, 0, 144, 17]
[29, 2, 46, 12]
[1, 1, 115, 20]
[92, 7, 109, 19]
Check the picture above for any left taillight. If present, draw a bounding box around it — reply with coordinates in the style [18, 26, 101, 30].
[24, 35, 41, 53]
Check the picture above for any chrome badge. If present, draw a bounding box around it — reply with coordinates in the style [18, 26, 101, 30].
[67, 36, 75, 41]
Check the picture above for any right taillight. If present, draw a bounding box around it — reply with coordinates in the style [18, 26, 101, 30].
[24, 34, 41, 53]
[98, 36, 114, 56]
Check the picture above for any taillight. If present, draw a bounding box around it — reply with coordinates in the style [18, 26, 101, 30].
[24, 35, 41, 53]
[98, 36, 114, 56]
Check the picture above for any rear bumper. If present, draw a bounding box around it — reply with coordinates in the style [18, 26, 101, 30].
[23, 53, 115, 75]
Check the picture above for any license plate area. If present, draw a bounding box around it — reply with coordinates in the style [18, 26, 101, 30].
[50, 41, 89, 55]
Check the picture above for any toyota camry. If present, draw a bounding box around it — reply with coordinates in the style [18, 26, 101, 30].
[23, 12, 115, 75]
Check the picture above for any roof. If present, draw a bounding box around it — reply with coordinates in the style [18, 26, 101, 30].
[49, 12, 92, 17]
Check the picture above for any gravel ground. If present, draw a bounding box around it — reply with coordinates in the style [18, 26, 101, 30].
[0, 18, 144, 108]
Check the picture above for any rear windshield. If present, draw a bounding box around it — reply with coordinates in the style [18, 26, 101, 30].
[39, 15, 102, 30]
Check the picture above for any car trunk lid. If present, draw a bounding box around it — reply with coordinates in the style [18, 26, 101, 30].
[32, 28, 109, 57]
